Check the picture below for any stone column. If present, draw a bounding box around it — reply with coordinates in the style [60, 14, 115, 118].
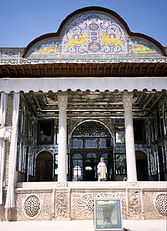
[123, 91, 137, 182]
[58, 93, 68, 182]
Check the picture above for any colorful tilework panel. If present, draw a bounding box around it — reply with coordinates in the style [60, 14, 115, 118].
[61, 11, 128, 55]
[25, 10, 162, 60]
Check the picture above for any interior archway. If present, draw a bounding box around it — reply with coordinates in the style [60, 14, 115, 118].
[36, 151, 53, 181]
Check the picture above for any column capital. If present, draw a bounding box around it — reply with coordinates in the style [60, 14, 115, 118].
[58, 93, 68, 110]
[122, 91, 133, 109]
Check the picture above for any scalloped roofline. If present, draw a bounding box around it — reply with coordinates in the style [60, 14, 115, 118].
[22, 6, 166, 57]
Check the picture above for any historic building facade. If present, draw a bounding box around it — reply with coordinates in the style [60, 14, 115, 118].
[0, 7, 167, 221]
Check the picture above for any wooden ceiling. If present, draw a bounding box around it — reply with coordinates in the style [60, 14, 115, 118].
[0, 62, 167, 78]
[22, 90, 167, 118]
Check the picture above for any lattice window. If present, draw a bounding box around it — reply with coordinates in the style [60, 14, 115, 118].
[155, 194, 167, 217]
[72, 122, 111, 137]
[23, 195, 41, 218]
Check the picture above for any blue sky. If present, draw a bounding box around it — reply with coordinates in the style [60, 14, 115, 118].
[0, 0, 166, 47]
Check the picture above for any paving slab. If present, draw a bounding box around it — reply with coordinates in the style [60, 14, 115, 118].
[0, 220, 166, 231]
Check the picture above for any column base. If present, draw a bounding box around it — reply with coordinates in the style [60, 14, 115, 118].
[57, 182, 68, 188]
[5, 208, 11, 221]
[0, 204, 5, 221]
[127, 181, 139, 188]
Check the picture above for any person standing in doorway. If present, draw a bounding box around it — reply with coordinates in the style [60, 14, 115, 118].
[97, 157, 107, 181]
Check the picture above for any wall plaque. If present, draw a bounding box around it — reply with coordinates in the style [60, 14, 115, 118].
[94, 198, 122, 230]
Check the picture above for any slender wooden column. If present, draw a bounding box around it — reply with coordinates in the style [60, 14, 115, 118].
[0, 92, 8, 205]
[5, 93, 20, 209]
[123, 91, 137, 182]
[58, 93, 68, 182]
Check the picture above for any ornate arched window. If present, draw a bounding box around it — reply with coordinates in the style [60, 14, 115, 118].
[70, 121, 113, 181]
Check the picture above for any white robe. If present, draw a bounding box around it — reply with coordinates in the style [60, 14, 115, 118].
[97, 162, 107, 180]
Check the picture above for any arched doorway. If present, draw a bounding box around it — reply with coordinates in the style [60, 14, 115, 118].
[70, 121, 113, 181]
[136, 151, 148, 181]
[36, 151, 53, 181]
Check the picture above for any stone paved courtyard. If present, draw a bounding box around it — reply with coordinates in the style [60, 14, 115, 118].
[0, 220, 166, 231]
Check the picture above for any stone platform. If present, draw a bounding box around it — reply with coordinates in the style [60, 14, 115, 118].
[0, 220, 166, 231]
[0, 181, 167, 221]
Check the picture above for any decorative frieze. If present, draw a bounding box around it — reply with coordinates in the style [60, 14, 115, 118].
[55, 190, 69, 219]
[1, 57, 167, 65]
[71, 191, 126, 220]
[128, 190, 142, 219]
[1, 183, 166, 221]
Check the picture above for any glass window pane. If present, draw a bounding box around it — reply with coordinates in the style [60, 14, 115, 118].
[100, 139, 112, 148]
[115, 154, 126, 174]
[101, 153, 108, 159]
[72, 153, 83, 159]
[116, 131, 125, 144]
[73, 159, 83, 167]
[86, 139, 97, 148]
[72, 159, 83, 181]
[72, 140, 83, 149]
[54, 154, 58, 175]
[86, 152, 97, 159]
